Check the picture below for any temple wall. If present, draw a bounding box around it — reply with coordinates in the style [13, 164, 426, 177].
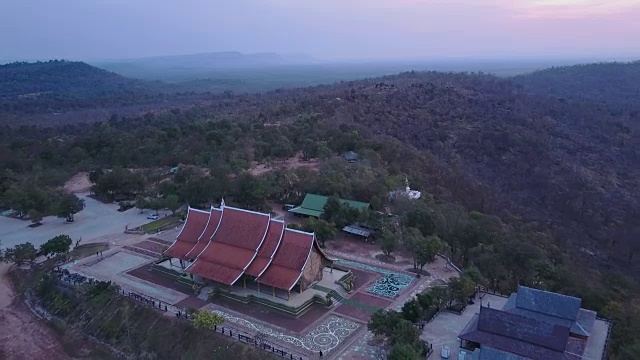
[300, 248, 324, 291]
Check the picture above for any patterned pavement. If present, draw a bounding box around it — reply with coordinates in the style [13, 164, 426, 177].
[334, 258, 414, 298]
[209, 307, 360, 355]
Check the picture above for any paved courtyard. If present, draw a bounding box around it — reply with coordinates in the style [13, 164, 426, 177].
[0, 192, 170, 249]
[420, 294, 508, 357]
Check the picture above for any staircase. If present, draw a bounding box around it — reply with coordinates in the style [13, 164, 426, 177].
[311, 284, 378, 313]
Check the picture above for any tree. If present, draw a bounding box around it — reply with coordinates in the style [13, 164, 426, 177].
[302, 218, 335, 247]
[164, 194, 181, 215]
[3, 242, 37, 265]
[54, 193, 84, 222]
[388, 344, 419, 360]
[147, 198, 164, 216]
[40, 235, 72, 257]
[405, 228, 444, 270]
[368, 310, 402, 336]
[192, 310, 224, 330]
[401, 299, 423, 323]
[447, 276, 476, 307]
[405, 208, 435, 237]
[379, 229, 396, 256]
[135, 195, 148, 214]
[88, 168, 104, 184]
[322, 196, 342, 222]
[28, 209, 43, 226]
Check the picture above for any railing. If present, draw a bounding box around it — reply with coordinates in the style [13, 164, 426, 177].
[597, 316, 613, 360]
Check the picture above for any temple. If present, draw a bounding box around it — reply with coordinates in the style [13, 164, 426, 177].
[161, 203, 338, 307]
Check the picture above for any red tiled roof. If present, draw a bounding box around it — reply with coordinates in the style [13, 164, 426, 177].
[257, 228, 314, 290]
[245, 220, 285, 277]
[184, 207, 222, 260]
[164, 208, 209, 260]
[187, 206, 270, 285]
[211, 207, 270, 250]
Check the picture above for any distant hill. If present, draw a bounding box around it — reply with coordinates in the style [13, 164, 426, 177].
[0, 60, 214, 122]
[513, 61, 640, 113]
[95, 51, 319, 81]
[0, 60, 170, 98]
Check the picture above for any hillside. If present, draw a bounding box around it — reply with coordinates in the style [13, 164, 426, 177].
[0, 60, 211, 121]
[513, 61, 640, 114]
[2, 61, 640, 356]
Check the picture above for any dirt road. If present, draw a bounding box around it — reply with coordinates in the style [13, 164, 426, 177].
[0, 263, 70, 360]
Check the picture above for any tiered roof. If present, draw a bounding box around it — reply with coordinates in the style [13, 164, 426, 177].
[187, 207, 270, 285]
[185, 207, 222, 260]
[245, 219, 285, 278]
[164, 204, 331, 290]
[164, 208, 209, 259]
[257, 228, 316, 291]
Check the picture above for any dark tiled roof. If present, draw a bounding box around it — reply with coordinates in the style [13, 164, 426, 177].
[257, 228, 315, 290]
[516, 286, 581, 320]
[479, 347, 528, 360]
[184, 207, 222, 259]
[164, 208, 209, 259]
[459, 307, 570, 360]
[245, 220, 285, 277]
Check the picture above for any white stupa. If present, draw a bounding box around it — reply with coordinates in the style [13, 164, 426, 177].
[389, 177, 421, 200]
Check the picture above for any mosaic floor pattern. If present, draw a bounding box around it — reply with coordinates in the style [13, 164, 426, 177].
[335, 259, 414, 298]
[212, 309, 360, 354]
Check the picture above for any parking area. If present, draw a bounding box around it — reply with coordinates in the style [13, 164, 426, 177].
[420, 294, 508, 357]
[0, 192, 170, 249]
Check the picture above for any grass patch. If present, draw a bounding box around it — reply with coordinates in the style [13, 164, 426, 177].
[134, 215, 181, 233]
[69, 243, 109, 261]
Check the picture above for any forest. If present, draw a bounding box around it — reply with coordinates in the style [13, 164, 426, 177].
[0, 60, 639, 357]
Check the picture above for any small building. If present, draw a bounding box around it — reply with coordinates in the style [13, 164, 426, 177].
[342, 225, 373, 239]
[288, 193, 370, 218]
[458, 285, 609, 360]
[343, 151, 358, 163]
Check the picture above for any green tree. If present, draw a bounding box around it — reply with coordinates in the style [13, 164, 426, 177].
[147, 198, 164, 216]
[302, 217, 335, 247]
[405, 228, 443, 270]
[28, 209, 43, 226]
[388, 344, 419, 360]
[405, 208, 435, 237]
[3, 242, 38, 265]
[322, 196, 342, 222]
[368, 310, 402, 336]
[447, 276, 476, 307]
[135, 195, 148, 214]
[379, 229, 396, 256]
[40, 235, 72, 257]
[192, 310, 225, 330]
[401, 298, 423, 323]
[54, 193, 84, 222]
[164, 194, 181, 215]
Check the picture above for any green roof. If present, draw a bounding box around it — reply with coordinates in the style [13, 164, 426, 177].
[288, 207, 323, 217]
[289, 193, 370, 217]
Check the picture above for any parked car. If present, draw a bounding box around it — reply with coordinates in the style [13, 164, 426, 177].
[147, 213, 159, 220]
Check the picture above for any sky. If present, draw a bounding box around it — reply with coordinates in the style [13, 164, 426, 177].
[1, 0, 639, 62]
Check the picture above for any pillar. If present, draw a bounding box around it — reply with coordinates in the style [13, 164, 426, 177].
[288, 291, 290, 301]
[299, 282, 302, 293]
[330, 263, 333, 273]
[169, 258, 173, 266]
[257, 282, 260, 292]
[243, 277, 246, 288]
[272, 286, 275, 297]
